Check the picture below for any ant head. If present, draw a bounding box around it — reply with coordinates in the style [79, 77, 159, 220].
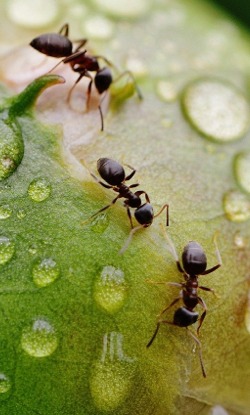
[173, 307, 199, 327]
[97, 158, 125, 186]
[95, 67, 113, 94]
[182, 241, 207, 276]
[30, 33, 73, 58]
[134, 203, 154, 225]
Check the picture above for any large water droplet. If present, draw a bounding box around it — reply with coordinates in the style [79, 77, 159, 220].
[83, 16, 114, 40]
[94, 266, 128, 313]
[32, 258, 60, 287]
[6, 0, 59, 28]
[223, 190, 250, 222]
[0, 205, 12, 220]
[0, 236, 15, 265]
[21, 318, 58, 357]
[0, 374, 11, 394]
[182, 78, 250, 142]
[234, 151, 250, 194]
[28, 178, 51, 202]
[0, 115, 24, 181]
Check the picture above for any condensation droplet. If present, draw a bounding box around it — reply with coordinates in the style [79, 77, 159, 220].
[16, 208, 26, 219]
[210, 405, 229, 415]
[21, 318, 58, 357]
[0, 374, 11, 394]
[0, 205, 12, 220]
[94, 266, 127, 313]
[234, 151, 250, 194]
[92, 0, 150, 18]
[156, 80, 178, 102]
[28, 178, 51, 202]
[0, 236, 15, 265]
[6, 0, 59, 28]
[83, 16, 114, 40]
[90, 211, 110, 233]
[233, 233, 246, 249]
[223, 190, 250, 222]
[182, 78, 250, 142]
[32, 258, 60, 287]
[245, 290, 250, 334]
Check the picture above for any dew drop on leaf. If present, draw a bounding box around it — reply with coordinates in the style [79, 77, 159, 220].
[234, 151, 250, 194]
[223, 190, 250, 222]
[21, 318, 58, 357]
[0, 374, 11, 394]
[0, 236, 15, 265]
[32, 257, 60, 287]
[0, 205, 12, 220]
[28, 178, 51, 202]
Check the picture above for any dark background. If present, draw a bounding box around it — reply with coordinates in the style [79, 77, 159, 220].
[212, 0, 250, 29]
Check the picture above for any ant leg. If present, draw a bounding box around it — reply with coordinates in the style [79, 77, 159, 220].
[125, 168, 136, 181]
[126, 206, 134, 229]
[201, 233, 222, 275]
[128, 183, 140, 189]
[157, 296, 182, 318]
[199, 285, 219, 298]
[73, 39, 88, 52]
[90, 172, 113, 189]
[58, 23, 69, 36]
[134, 191, 150, 203]
[146, 322, 161, 348]
[160, 223, 184, 273]
[119, 224, 145, 255]
[197, 297, 207, 335]
[113, 70, 143, 100]
[154, 204, 169, 226]
[81, 195, 120, 225]
[67, 71, 87, 103]
[187, 329, 206, 378]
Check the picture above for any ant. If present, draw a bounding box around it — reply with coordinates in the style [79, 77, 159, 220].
[49, 50, 143, 131]
[30, 23, 87, 59]
[83, 158, 169, 251]
[147, 228, 222, 377]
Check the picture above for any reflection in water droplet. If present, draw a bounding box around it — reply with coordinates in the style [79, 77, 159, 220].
[94, 266, 127, 313]
[182, 79, 250, 142]
[0, 374, 11, 394]
[234, 151, 250, 194]
[156, 80, 177, 102]
[210, 405, 229, 415]
[0, 236, 15, 265]
[6, 0, 59, 28]
[21, 318, 58, 357]
[91, 212, 110, 233]
[32, 258, 60, 287]
[28, 178, 51, 202]
[0, 205, 12, 220]
[245, 290, 250, 334]
[90, 331, 135, 411]
[223, 190, 250, 222]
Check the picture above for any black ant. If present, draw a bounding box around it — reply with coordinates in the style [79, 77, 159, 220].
[83, 158, 169, 251]
[49, 50, 143, 130]
[147, 229, 222, 377]
[30, 23, 87, 59]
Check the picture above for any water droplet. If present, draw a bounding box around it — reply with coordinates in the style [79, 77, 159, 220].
[92, 0, 149, 18]
[223, 190, 250, 222]
[234, 151, 250, 194]
[0, 236, 15, 265]
[156, 80, 178, 102]
[91, 212, 110, 233]
[28, 178, 51, 202]
[90, 332, 135, 411]
[0, 205, 12, 220]
[28, 244, 37, 255]
[233, 232, 246, 249]
[94, 266, 128, 313]
[210, 405, 229, 415]
[182, 78, 250, 142]
[16, 208, 26, 219]
[0, 116, 24, 181]
[6, 0, 59, 28]
[32, 258, 60, 287]
[245, 290, 250, 334]
[83, 16, 114, 40]
[125, 57, 148, 78]
[0, 374, 11, 394]
[21, 318, 58, 357]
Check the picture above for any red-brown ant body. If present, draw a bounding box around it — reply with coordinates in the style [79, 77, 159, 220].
[84, 158, 168, 251]
[147, 232, 222, 377]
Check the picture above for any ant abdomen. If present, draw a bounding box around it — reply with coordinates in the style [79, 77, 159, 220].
[182, 241, 207, 275]
[173, 307, 199, 327]
[97, 158, 125, 186]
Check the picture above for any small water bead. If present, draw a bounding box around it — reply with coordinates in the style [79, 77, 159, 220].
[6, 0, 59, 28]
[94, 266, 127, 313]
[234, 151, 250, 194]
[182, 78, 250, 142]
[223, 190, 250, 222]
[32, 258, 60, 287]
[28, 178, 51, 202]
[0, 374, 11, 394]
[21, 318, 58, 357]
[16, 209, 26, 219]
[0, 236, 15, 265]
[0, 205, 12, 220]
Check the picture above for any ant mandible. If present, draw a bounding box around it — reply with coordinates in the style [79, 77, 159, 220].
[49, 50, 143, 131]
[147, 228, 222, 377]
[84, 158, 169, 251]
[30, 23, 87, 59]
